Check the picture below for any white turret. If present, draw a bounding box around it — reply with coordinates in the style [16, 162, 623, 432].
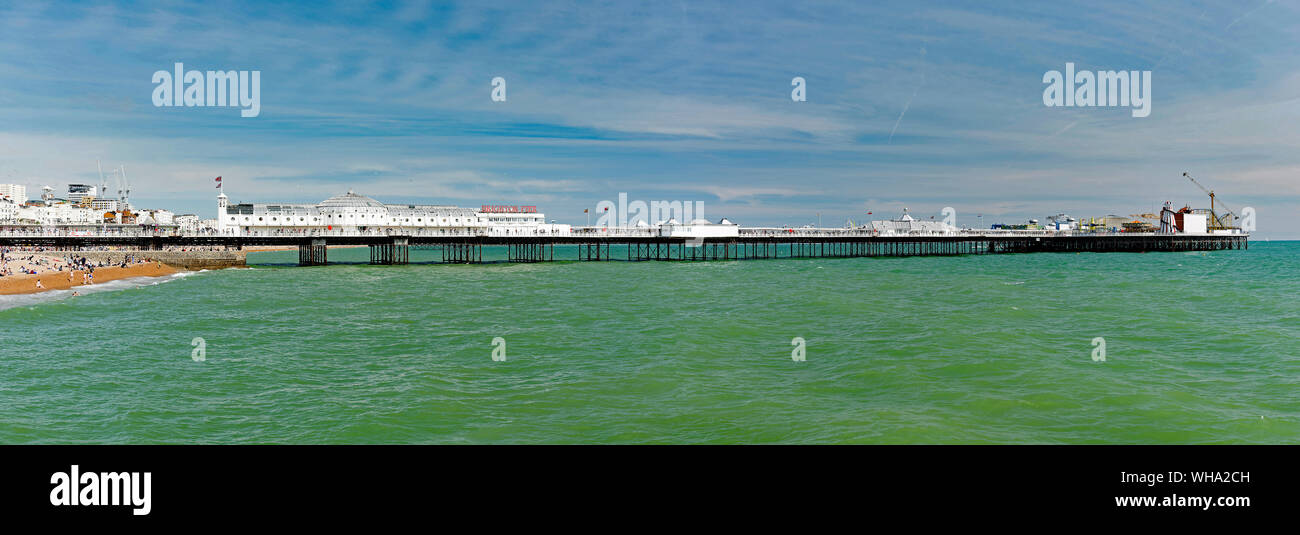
[217, 191, 229, 233]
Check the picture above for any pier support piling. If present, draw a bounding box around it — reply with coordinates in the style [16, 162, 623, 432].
[579, 242, 610, 261]
[370, 238, 409, 265]
[440, 241, 481, 264]
[508, 242, 552, 263]
[299, 239, 328, 266]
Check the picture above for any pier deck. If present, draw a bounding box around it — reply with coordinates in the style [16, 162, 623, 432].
[0, 232, 1248, 266]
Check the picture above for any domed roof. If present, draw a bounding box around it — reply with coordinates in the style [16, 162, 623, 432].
[319, 190, 384, 208]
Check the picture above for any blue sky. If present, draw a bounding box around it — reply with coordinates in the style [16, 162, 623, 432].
[1, 0, 1296, 237]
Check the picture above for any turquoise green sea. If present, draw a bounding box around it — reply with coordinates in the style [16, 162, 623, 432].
[2, 242, 1297, 444]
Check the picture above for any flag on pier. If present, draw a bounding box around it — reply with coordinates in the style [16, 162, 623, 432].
[215, 176, 223, 189]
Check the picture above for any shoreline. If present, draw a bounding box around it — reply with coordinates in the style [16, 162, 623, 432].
[0, 262, 181, 296]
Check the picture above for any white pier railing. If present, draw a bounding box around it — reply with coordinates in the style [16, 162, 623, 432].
[0, 223, 1245, 240]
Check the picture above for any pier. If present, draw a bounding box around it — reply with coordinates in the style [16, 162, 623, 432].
[0, 230, 1248, 266]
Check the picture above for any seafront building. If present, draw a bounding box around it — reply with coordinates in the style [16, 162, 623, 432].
[17, 201, 100, 225]
[0, 177, 1245, 243]
[0, 197, 17, 222]
[216, 190, 570, 237]
[90, 198, 122, 213]
[0, 184, 27, 206]
[175, 214, 200, 234]
[65, 184, 97, 205]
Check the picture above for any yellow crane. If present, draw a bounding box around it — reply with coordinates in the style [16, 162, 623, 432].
[1181, 172, 1238, 231]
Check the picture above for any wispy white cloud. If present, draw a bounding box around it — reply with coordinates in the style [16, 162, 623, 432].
[0, 1, 1297, 236]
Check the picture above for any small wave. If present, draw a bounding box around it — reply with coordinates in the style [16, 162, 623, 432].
[1003, 281, 1025, 285]
[0, 271, 194, 311]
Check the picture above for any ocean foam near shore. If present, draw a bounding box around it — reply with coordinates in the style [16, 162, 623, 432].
[0, 271, 196, 311]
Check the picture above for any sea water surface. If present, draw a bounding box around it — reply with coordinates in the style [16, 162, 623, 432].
[1, 242, 1297, 443]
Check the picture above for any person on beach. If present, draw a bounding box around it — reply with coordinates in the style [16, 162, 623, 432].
[35, 279, 43, 289]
